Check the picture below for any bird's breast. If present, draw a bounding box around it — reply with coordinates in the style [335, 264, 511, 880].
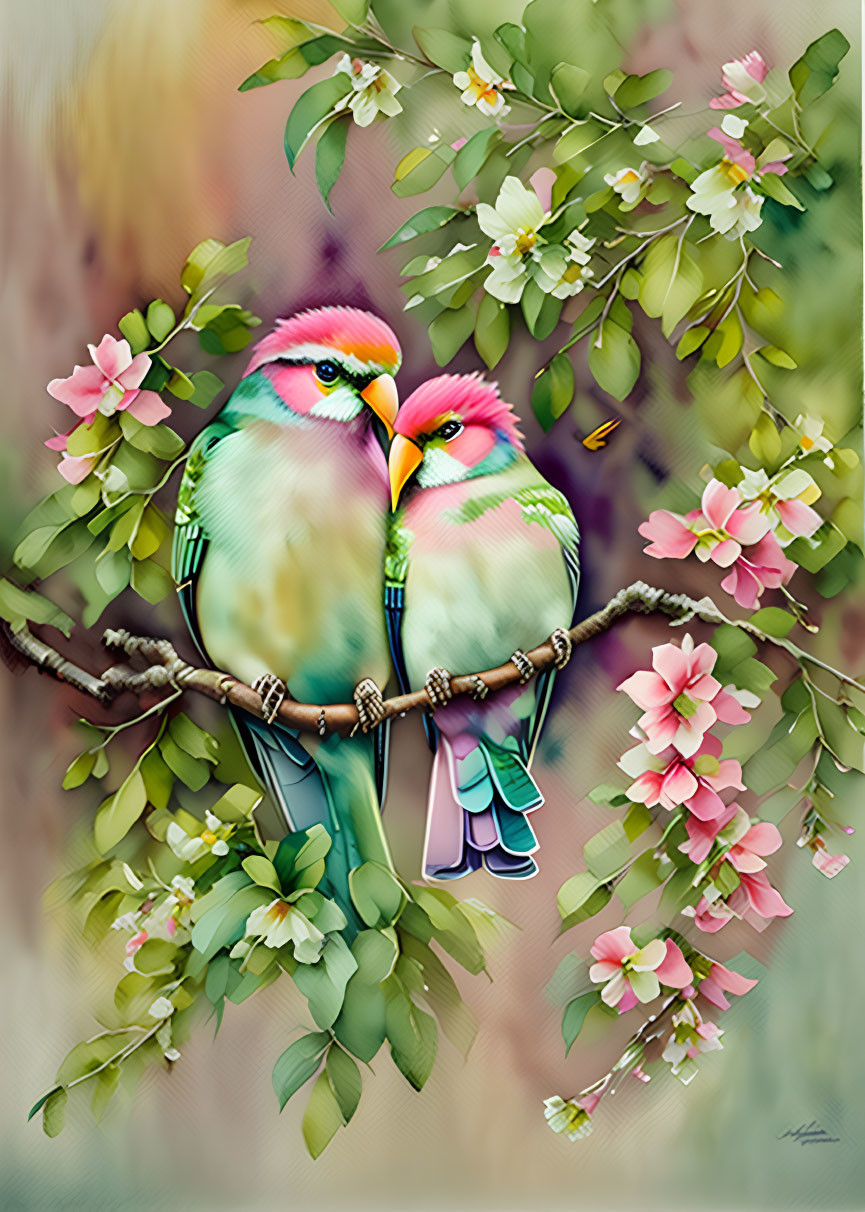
[194, 421, 392, 701]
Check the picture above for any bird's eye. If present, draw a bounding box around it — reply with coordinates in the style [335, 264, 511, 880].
[315, 360, 340, 385]
[437, 420, 464, 442]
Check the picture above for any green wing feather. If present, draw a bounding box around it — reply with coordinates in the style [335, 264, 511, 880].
[171, 421, 233, 653]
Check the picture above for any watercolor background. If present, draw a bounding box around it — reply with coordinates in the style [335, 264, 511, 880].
[1, 1, 861, 1209]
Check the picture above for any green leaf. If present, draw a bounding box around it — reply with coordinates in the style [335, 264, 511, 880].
[758, 345, 797, 370]
[453, 128, 501, 191]
[169, 713, 219, 762]
[191, 885, 271, 961]
[130, 559, 173, 604]
[272, 1031, 330, 1111]
[146, 300, 175, 342]
[325, 1044, 362, 1123]
[93, 768, 147, 853]
[553, 120, 606, 164]
[239, 48, 313, 92]
[759, 173, 805, 211]
[118, 412, 185, 459]
[166, 368, 196, 400]
[242, 855, 282, 893]
[531, 354, 574, 432]
[562, 992, 596, 1055]
[188, 370, 224, 409]
[588, 320, 640, 400]
[392, 147, 455, 198]
[159, 734, 211, 791]
[383, 979, 437, 1090]
[28, 1086, 64, 1122]
[0, 579, 74, 636]
[789, 29, 850, 107]
[118, 309, 150, 354]
[550, 62, 590, 114]
[429, 303, 476, 366]
[412, 27, 471, 73]
[316, 118, 349, 210]
[474, 292, 510, 369]
[349, 862, 405, 929]
[302, 1070, 345, 1159]
[615, 849, 663, 909]
[614, 69, 673, 108]
[638, 234, 703, 337]
[42, 1088, 67, 1138]
[557, 871, 601, 919]
[329, 0, 369, 23]
[284, 76, 352, 171]
[570, 294, 606, 342]
[748, 607, 796, 637]
[380, 206, 460, 251]
[749, 411, 782, 465]
[584, 820, 630, 880]
[62, 750, 96, 790]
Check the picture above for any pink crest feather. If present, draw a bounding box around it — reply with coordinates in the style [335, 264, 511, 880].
[395, 374, 524, 450]
[243, 306, 402, 377]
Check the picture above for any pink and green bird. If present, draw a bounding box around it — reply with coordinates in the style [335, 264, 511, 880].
[385, 374, 579, 880]
[172, 306, 401, 922]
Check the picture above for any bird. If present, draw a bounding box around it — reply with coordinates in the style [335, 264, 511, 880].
[171, 305, 402, 923]
[385, 373, 580, 880]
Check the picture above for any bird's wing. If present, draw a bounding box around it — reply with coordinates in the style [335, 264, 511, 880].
[511, 482, 581, 765]
[171, 420, 234, 658]
[384, 510, 438, 750]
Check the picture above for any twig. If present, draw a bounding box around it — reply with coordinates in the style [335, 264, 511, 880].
[5, 581, 861, 737]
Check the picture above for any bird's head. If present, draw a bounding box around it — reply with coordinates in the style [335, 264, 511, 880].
[388, 373, 524, 510]
[237, 306, 401, 436]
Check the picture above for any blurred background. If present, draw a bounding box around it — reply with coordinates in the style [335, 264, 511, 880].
[0, 0, 861, 1208]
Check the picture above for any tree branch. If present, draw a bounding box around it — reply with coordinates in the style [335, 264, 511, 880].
[3, 581, 839, 737]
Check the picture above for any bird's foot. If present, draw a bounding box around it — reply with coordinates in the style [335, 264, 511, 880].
[354, 678, 386, 733]
[509, 650, 536, 684]
[424, 667, 453, 710]
[467, 674, 489, 701]
[548, 627, 573, 670]
[252, 673, 288, 725]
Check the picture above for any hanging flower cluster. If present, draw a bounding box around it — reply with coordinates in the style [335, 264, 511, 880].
[639, 473, 822, 608]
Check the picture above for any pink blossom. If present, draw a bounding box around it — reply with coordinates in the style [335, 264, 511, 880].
[43, 427, 98, 484]
[686, 895, 735, 933]
[680, 800, 740, 863]
[719, 532, 798, 608]
[699, 961, 758, 1011]
[811, 845, 850, 878]
[727, 821, 782, 872]
[621, 733, 744, 821]
[125, 928, 148, 956]
[576, 1090, 603, 1115]
[709, 51, 769, 110]
[589, 927, 692, 1010]
[617, 632, 747, 758]
[640, 479, 771, 570]
[707, 128, 789, 179]
[529, 166, 556, 213]
[47, 334, 170, 427]
[727, 869, 793, 920]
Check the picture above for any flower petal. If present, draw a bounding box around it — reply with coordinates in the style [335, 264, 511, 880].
[124, 389, 172, 425]
[655, 940, 693, 988]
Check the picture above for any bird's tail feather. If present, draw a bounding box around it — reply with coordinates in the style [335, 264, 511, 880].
[232, 711, 395, 929]
[423, 735, 542, 880]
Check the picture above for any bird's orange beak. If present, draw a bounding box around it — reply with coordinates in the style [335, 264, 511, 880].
[388, 433, 423, 511]
[360, 373, 399, 439]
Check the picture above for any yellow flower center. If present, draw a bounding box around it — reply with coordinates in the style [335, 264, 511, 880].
[267, 901, 290, 923]
[200, 829, 218, 846]
[721, 157, 750, 186]
[562, 263, 586, 284]
[466, 66, 500, 106]
[620, 170, 640, 184]
[800, 434, 814, 450]
[515, 228, 538, 256]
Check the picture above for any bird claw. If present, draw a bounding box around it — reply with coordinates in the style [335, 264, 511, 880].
[467, 674, 489, 701]
[509, 650, 536, 684]
[424, 667, 453, 710]
[252, 673, 288, 725]
[354, 678, 386, 733]
[549, 627, 573, 670]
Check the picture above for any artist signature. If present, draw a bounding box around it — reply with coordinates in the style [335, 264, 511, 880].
[778, 1121, 840, 1145]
